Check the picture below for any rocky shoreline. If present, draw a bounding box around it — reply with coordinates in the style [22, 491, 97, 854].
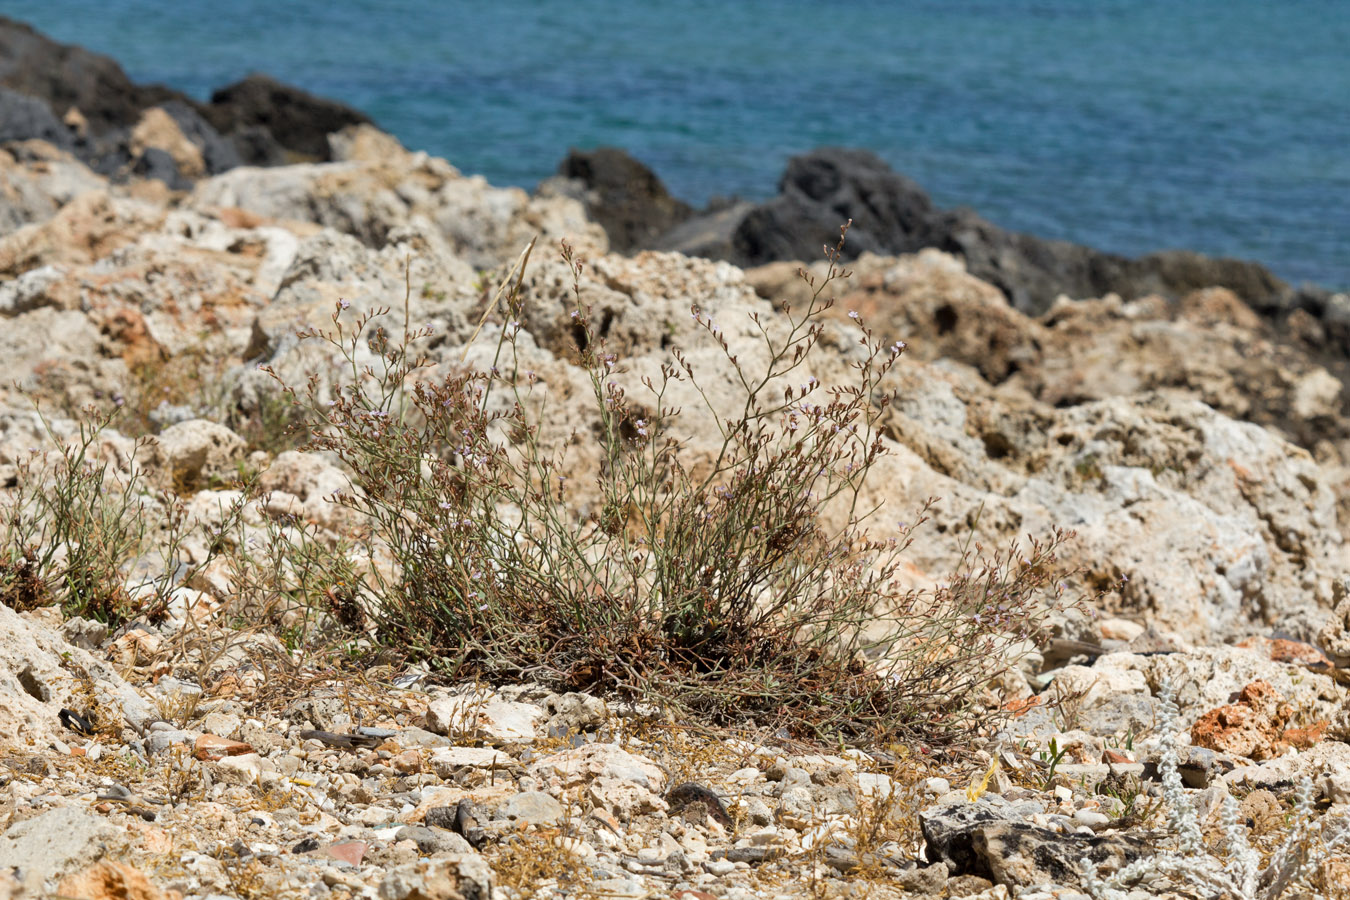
[2, 15, 1350, 900]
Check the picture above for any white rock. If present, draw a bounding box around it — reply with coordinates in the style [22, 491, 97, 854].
[428, 746, 511, 778]
[216, 753, 266, 785]
[857, 771, 895, 800]
[0, 806, 119, 893]
[471, 701, 545, 744]
[529, 744, 666, 793]
[587, 775, 668, 818]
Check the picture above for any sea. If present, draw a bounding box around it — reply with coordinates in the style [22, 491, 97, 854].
[6, 0, 1347, 289]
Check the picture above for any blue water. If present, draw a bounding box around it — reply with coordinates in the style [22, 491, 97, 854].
[5, 1, 1347, 289]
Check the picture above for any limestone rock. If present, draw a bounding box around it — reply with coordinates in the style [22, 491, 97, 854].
[150, 419, 245, 490]
[0, 806, 120, 893]
[1190, 680, 1326, 761]
[377, 855, 491, 900]
[529, 744, 666, 794]
[191, 144, 605, 269]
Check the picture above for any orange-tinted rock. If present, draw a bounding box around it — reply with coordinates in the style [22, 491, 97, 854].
[325, 841, 368, 866]
[1191, 680, 1329, 761]
[193, 734, 254, 760]
[56, 861, 167, 900]
[392, 749, 422, 774]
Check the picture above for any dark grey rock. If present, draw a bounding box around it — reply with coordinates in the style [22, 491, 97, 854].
[921, 800, 1149, 888]
[556, 147, 693, 253]
[0, 88, 74, 149]
[0, 16, 183, 136]
[227, 124, 287, 167]
[641, 146, 1294, 317]
[206, 73, 372, 161]
[158, 99, 240, 175]
[131, 146, 189, 190]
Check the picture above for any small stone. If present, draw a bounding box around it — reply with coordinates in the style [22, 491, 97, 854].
[501, 791, 564, 826]
[194, 734, 254, 760]
[325, 841, 368, 866]
[61, 617, 109, 651]
[215, 753, 265, 785]
[545, 692, 608, 733]
[585, 877, 645, 899]
[0, 808, 119, 894]
[588, 776, 668, 818]
[856, 771, 894, 800]
[740, 797, 773, 826]
[1099, 617, 1145, 641]
[1073, 809, 1111, 829]
[375, 858, 491, 895]
[528, 743, 665, 792]
[394, 826, 473, 856]
[146, 729, 194, 755]
[896, 861, 948, 895]
[397, 727, 453, 748]
[200, 712, 243, 740]
[392, 750, 422, 774]
[356, 806, 397, 826]
[704, 859, 736, 876]
[427, 746, 511, 777]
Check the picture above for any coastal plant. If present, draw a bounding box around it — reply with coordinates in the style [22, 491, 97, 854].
[117, 343, 304, 455]
[1080, 679, 1350, 899]
[0, 399, 252, 627]
[0, 404, 148, 622]
[265, 226, 1079, 745]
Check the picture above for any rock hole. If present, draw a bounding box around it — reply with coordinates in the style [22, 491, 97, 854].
[935, 304, 958, 335]
[18, 666, 49, 702]
[982, 431, 1014, 460]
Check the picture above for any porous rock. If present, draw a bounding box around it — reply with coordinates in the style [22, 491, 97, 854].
[0, 806, 120, 892]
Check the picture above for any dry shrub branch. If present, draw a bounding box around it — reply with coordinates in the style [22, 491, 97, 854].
[253, 225, 1078, 745]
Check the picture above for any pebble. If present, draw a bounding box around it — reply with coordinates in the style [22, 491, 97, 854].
[1073, 809, 1111, 828]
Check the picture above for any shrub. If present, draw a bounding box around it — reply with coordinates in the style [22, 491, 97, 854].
[263, 226, 1077, 745]
[1, 405, 147, 622]
[1, 403, 249, 626]
[1081, 679, 1350, 899]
